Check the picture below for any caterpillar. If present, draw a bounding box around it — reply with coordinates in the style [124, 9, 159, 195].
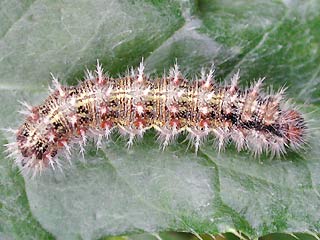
[5, 60, 307, 176]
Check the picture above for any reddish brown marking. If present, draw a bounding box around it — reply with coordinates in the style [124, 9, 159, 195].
[134, 117, 146, 128]
[76, 127, 87, 136]
[170, 119, 180, 128]
[283, 110, 305, 142]
[58, 139, 68, 147]
[199, 119, 210, 128]
[101, 120, 113, 129]
[287, 126, 302, 140]
[96, 77, 106, 85]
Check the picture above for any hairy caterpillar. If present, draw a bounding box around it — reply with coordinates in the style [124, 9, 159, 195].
[5, 60, 307, 176]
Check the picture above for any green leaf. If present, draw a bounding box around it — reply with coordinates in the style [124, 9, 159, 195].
[1, 0, 320, 239]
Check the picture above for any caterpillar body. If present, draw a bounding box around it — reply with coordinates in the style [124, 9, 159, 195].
[5, 60, 307, 175]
